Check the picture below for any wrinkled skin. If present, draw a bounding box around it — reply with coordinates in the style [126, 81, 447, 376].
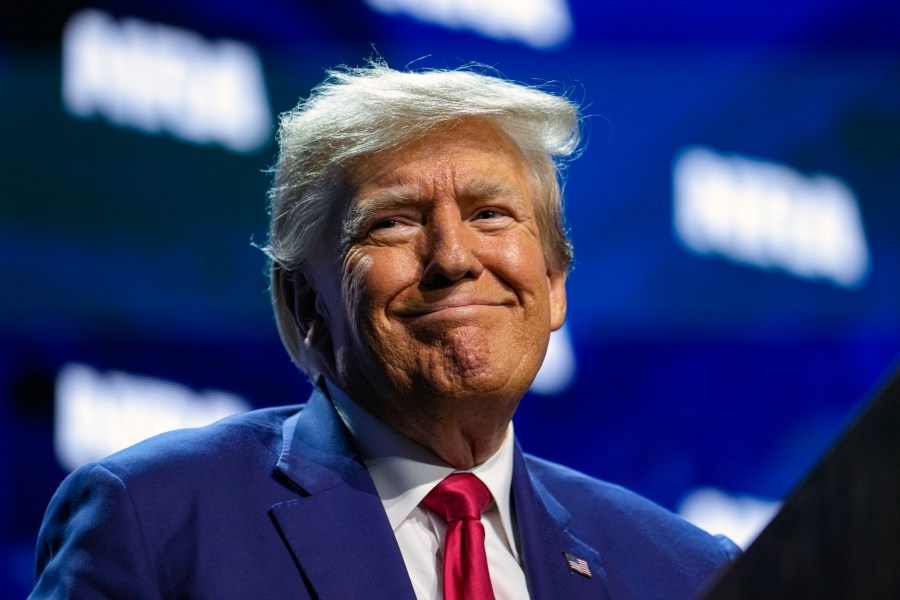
[292, 117, 567, 468]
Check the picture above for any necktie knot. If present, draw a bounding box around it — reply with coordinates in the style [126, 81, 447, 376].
[422, 473, 492, 523]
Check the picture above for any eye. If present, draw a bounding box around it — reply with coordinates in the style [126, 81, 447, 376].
[371, 219, 399, 230]
[475, 208, 512, 221]
[363, 216, 418, 244]
[470, 208, 513, 230]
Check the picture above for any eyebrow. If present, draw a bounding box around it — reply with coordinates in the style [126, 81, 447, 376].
[458, 179, 523, 204]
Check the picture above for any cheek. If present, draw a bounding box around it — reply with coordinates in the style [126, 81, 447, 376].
[341, 253, 374, 324]
[342, 249, 419, 330]
[491, 237, 551, 300]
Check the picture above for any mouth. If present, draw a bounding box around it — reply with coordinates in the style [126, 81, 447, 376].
[397, 298, 512, 318]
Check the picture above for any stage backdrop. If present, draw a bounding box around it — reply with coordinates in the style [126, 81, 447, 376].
[2, 0, 899, 594]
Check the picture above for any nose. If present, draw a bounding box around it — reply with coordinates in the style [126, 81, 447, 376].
[421, 210, 484, 287]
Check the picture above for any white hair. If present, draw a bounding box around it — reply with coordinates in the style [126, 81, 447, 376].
[263, 60, 582, 374]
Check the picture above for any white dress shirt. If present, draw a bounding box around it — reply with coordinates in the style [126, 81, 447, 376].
[327, 382, 531, 600]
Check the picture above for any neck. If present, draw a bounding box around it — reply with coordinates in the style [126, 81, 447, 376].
[335, 381, 518, 470]
[393, 411, 513, 469]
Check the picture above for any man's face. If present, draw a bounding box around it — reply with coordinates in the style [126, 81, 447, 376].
[305, 117, 567, 417]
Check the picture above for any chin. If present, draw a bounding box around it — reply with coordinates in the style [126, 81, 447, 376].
[431, 358, 538, 406]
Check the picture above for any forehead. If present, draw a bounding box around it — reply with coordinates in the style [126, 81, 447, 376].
[347, 117, 533, 200]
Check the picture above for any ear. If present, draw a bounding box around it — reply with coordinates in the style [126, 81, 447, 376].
[281, 268, 327, 344]
[547, 266, 568, 332]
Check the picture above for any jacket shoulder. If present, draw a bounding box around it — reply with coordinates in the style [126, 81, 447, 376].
[523, 453, 740, 582]
[93, 405, 301, 481]
[33, 405, 310, 599]
[523, 453, 677, 516]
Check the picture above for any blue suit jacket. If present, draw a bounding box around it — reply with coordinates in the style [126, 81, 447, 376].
[32, 389, 738, 599]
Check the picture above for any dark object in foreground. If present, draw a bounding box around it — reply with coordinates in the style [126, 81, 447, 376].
[703, 357, 900, 599]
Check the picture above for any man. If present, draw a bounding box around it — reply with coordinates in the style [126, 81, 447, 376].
[32, 62, 738, 599]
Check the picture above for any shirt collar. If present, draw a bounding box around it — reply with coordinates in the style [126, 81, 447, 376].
[326, 380, 519, 556]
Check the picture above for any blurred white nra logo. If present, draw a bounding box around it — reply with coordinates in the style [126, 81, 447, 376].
[673, 147, 870, 289]
[530, 324, 576, 395]
[678, 487, 781, 550]
[62, 9, 272, 153]
[364, 0, 573, 49]
[55, 363, 250, 472]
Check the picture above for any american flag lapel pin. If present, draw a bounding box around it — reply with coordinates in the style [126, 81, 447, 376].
[563, 551, 592, 578]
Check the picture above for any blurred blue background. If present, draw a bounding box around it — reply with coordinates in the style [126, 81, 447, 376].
[2, 0, 899, 594]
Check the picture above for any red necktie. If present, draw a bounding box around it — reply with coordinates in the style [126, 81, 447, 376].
[422, 473, 496, 600]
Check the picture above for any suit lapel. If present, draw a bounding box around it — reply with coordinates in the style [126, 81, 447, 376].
[512, 445, 611, 600]
[270, 389, 417, 600]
